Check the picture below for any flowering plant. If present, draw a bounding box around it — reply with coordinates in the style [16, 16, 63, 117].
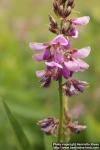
[29, 0, 91, 144]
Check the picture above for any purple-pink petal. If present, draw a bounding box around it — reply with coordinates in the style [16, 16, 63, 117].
[64, 59, 89, 72]
[73, 47, 91, 58]
[36, 70, 45, 78]
[33, 53, 44, 61]
[51, 34, 69, 46]
[45, 61, 63, 68]
[55, 48, 64, 63]
[43, 48, 51, 60]
[72, 16, 90, 26]
[71, 29, 79, 38]
[62, 66, 71, 79]
[53, 48, 57, 62]
[64, 60, 80, 72]
[58, 49, 64, 63]
[29, 42, 48, 51]
[77, 59, 89, 71]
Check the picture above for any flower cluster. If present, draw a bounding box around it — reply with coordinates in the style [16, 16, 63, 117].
[29, 16, 90, 93]
[30, 0, 91, 137]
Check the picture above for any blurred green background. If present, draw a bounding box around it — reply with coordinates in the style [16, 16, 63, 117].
[0, 0, 100, 149]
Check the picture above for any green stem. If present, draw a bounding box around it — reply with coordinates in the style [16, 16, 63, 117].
[57, 76, 64, 143]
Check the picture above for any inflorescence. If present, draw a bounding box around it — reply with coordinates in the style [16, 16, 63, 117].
[29, 0, 91, 138]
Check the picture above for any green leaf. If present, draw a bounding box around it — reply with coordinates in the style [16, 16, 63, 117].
[3, 101, 32, 150]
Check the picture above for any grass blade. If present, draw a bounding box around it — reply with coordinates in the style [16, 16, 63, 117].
[3, 101, 32, 150]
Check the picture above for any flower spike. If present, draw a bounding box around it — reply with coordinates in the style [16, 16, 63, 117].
[29, 0, 91, 142]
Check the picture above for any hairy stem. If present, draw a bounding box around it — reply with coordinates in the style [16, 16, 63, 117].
[58, 76, 64, 143]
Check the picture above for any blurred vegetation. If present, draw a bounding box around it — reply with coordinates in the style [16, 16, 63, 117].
[0, 0, 100, 149]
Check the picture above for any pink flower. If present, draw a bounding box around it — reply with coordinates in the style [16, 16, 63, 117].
[64, 47, 91, 72]
[72, 47, 91, 58]
[71, 16, 90, 26]
[69, 16, 90, 38]
[51, 34, 69, 47]
[29, 34, 69, 61]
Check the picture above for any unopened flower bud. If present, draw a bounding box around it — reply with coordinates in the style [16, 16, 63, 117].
[67, 0, 74, 7]
[64, 6, 71, 17]
[49, 15, 57, 28]
[61, 22, 69, 34]
[59, 5, 64, 17]
[37, 117, 59, 135]
[53, 0, 59, 16]
[59, 0, 67, 5]
[49, 15, 59, 34]
[49, 26, 58, 34]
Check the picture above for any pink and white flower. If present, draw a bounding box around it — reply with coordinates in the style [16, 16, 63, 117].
[69, 16, 90, 38]
[71, 16, 90, 26]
